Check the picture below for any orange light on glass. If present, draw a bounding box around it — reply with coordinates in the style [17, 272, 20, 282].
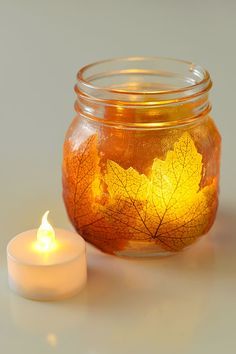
[63, 56, 221, 256]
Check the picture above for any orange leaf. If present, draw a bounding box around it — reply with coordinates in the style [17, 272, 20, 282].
[63, 132, 218, 253]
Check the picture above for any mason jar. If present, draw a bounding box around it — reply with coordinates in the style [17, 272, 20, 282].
[62, 57, 221, 256]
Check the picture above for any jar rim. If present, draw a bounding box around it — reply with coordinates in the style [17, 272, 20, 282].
[76, 56, 212, 105]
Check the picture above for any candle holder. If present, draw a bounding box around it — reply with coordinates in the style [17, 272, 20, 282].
[63, 57, 221, 256]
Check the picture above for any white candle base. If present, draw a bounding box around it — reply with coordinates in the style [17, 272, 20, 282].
[7, 229, 87, 301]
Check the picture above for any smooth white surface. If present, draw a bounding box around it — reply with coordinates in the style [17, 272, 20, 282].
[1, 213, 236, 354]
[7, 229, 87, 301]
[0, 0, 235, 353]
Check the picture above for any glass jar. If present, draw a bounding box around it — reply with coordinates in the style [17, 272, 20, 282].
[62, 57, 221, 256]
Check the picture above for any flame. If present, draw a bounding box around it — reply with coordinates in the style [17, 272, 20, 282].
[36, 211, 56, 251]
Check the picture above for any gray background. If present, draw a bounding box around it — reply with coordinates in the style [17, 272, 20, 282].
[1, 0, 235, 243]
[1, 2, 236, 354]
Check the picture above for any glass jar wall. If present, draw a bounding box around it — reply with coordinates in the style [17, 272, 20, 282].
[62, 57, 221, 256]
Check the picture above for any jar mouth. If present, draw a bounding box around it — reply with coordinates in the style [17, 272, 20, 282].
[76, 56, 212, 105]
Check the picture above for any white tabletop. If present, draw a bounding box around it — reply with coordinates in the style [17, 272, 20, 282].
[1, 207, 235, 354]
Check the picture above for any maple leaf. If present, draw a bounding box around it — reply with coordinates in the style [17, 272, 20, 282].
[104, 132, 217, 251]
[63, 131, 218, 254]
[63, 134, 101, 229]
[63, 134, 130, 253]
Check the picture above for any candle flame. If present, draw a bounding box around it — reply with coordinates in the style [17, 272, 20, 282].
[36, 211, 56, 251]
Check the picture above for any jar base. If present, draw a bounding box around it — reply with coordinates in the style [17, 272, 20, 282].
[109, 239, 175, 258]
[114, 249, 176, 258]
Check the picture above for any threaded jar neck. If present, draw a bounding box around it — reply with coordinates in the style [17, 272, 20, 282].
[75, 56, 212, 129]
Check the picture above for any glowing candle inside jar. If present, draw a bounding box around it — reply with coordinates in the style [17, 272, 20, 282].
[7, 211, 87, 301]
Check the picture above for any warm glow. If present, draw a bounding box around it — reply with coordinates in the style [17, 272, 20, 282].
[36, 211, 56, 251]
[63, 132, 219, 254]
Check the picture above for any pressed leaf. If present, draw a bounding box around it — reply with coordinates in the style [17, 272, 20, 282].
[63, 132, 218, 254]
[63, 134, 101, 228]
[103, 132, 216, 251]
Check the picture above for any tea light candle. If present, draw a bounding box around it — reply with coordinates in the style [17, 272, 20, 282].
[7, 211, 87, 301]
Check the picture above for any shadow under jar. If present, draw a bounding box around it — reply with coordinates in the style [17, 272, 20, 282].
[62, 57, 221, 257]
